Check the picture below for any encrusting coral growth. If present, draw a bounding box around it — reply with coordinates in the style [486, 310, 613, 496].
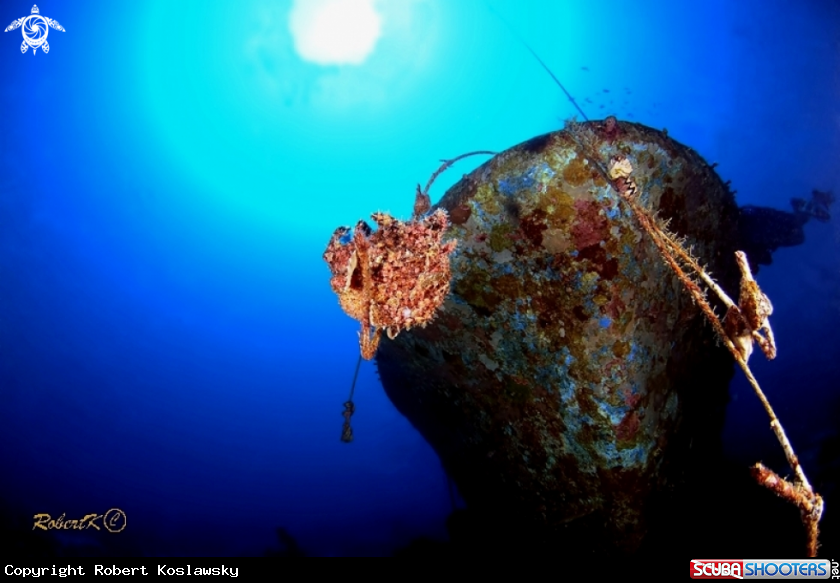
[325, 125, 822, 553]
[323, 209, 456, 360]
[324, 152, 495, 361]
[325, 153, 494, 442]
[606, 153, 824, 557]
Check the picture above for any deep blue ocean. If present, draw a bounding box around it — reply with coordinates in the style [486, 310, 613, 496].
[1, 0, 838, 557]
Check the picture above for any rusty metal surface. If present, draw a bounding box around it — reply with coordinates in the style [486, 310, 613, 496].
[375, 120, 742, 553]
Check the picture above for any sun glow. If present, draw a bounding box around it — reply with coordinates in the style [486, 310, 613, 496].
[289, 0, 382, 66]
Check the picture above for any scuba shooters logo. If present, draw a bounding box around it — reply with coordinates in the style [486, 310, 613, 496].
[157, 566, 239, 577]
[4, 4, 65, 55]
[690, 559, 836, 579]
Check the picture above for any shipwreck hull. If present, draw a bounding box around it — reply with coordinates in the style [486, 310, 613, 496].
[375, 121, 741, 553]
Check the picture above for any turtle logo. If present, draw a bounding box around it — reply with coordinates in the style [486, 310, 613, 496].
[5, 5, 64, 55]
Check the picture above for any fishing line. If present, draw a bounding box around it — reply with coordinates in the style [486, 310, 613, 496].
[485, 2, 589, 121]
